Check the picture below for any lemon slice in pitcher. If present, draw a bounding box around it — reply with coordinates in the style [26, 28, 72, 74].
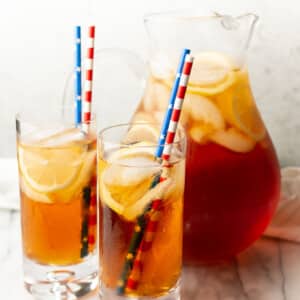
[216, 70, 266, 141]
[187, 52, 236, 96]
[164, 52, 236, 96]
[18, 143, 86, 193]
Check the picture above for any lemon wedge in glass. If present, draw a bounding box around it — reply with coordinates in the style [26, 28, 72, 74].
[18, 143, 86, 194]
[99, 146, 173, 221]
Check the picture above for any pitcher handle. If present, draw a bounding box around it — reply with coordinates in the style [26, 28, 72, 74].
[62, 48, 147, 127]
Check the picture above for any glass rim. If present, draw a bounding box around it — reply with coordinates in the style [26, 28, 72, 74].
[98, 122, 186, 148]
[144, 9, 259, 23]
[15, 105, 96, 127]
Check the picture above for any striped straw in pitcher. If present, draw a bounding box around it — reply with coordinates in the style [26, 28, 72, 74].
[155, 48, 190, 158]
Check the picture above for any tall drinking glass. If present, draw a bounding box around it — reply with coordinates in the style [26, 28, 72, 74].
[98, 123, 186, 300]
[16, 107, 98, 298]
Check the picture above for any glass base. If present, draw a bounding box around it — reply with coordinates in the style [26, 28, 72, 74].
[99, 280, 180, 300]
[23, 255, 98, 299]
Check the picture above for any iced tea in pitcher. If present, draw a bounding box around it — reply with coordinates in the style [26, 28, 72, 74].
[133, 50, 280, 262]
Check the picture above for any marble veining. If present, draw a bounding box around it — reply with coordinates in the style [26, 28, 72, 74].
[2, 209, 300, 299]
[1, 165, 300, 299]
[180, 237, 300, 300]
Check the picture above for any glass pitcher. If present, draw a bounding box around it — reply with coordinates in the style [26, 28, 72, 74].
[136, 11, 281, 263]
[64, 11, 281, 264]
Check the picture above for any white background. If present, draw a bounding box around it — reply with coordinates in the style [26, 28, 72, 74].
[0, 0, 299, 166]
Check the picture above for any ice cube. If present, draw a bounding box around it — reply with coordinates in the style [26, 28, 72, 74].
[189, 126, 206, 143]
[39, 128, 86, 147]
[103, 156, 161, 186]
[210, 128, 255, 153]
[185, 93, 225, 130]
[21, 127, 86, 147]
[150, 53, 175, 79]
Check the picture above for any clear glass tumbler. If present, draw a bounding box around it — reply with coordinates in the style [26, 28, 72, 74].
[98, 123, 186, 300]
[16, 107, 98, 298]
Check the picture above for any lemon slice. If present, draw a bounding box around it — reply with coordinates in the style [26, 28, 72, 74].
[187, 51, 236, 96]
[124, 178, 172, 220]
[18, 143, 86, 193]
[100, 173, 172, 221]
[210, 128, 256, 153]
[20, 178, 52, 203]
[50, 151, 96, 203]
[164, 52, 236, 96]
[99, 160, 155, 219]
[216, 70, 266, 141]
[186, 73, 236, 96]
[99, 147, 174, 220]
[99, 178, 125, 215]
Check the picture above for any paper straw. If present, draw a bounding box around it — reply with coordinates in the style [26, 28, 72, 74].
[162, 54, 194, 160]
[74, 26, 82, 126]
[155, 48, 190, 158]
[117, 54, 194, 295]
[80, 186, 91, 258]
[82, 26, 95, 133]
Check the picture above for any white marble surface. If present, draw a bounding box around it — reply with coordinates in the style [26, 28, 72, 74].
[0, 210, 99, 300]
[1, 157, 300, 300]
[2, 208, 300, 300]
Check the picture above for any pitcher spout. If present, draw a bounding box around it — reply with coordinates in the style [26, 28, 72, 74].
[213, 12, 259, 51]
[144, 10, 259, 67]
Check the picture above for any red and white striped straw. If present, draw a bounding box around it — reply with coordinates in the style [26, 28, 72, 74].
[162, 54, 193, 160]
[82, 26, 95, 133]
[124, 54, 194, 293]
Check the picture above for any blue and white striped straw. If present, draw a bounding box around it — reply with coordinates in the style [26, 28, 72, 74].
[155, 48, 191, 158]
[74, 26, 82, 126]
